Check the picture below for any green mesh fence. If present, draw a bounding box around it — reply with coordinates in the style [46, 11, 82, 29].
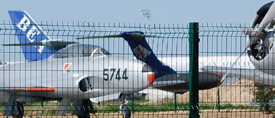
[0, 21, 273, 118]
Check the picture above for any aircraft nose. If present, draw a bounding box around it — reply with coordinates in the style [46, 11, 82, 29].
[147, 73, 155, 85]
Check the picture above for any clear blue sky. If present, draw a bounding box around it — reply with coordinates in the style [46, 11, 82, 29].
[0, 0, 272, 24]
[0, 0, 273, 61]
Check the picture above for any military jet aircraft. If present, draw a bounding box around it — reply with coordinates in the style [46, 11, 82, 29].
[2, 10, 161, 118]
[2, 10, 223, 118]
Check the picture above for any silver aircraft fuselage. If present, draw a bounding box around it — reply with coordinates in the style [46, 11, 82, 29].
[0, 55, 151, 102]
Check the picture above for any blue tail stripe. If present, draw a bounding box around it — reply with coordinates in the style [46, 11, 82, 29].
[8, 10, 52, 61]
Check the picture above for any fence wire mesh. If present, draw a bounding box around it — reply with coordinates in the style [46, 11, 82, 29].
[0, 21, 274, 118]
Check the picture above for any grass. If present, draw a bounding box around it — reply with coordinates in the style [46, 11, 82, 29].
[0, 101, 263, 115]
[95, 102, 260, 113]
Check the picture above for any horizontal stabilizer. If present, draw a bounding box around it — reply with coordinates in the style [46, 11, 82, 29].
[3, 42, 44, 46]
[3, 40, 77, 55]
[76, 33, 160, 39]
[2, 41, 77, 47]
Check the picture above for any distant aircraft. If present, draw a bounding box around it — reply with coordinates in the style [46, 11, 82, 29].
[202, 1, 275, 86]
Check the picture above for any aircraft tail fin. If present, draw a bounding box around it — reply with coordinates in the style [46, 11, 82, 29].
[76, 31, 176, 78]
[120, 31, 176, 77]
[8, 10, 52, 61]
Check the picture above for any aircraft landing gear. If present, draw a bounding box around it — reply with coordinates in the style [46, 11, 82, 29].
[4, 95, 24, 118]
[119, 95, 131, 118]
[72, 99, 97, 118]
[10, 102, 24, 118]
[14, 102, 24, 118]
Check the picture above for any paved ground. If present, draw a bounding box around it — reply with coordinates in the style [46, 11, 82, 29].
[2, 111, 275, 118]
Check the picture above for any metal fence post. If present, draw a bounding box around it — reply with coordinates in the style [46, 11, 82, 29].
[132, 94, 135, 113]
[189, 22, 200, 118]
[174, 92, 177, 113]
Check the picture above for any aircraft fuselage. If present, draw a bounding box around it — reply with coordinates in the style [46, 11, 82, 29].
[0, 55, 150, 102]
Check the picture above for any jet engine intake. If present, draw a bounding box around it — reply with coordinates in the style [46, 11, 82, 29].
[78, 77, 93, 92]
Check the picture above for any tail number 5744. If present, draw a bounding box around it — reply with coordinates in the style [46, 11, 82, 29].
[103, 68, 128, 81]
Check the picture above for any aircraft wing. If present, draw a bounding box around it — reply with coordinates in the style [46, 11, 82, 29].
[201, 66, 275, 86]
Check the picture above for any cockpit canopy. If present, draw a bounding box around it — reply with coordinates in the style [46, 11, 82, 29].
[53, 44, 110, 58]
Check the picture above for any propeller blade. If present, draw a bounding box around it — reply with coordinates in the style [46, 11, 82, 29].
[220, 43, 250, 85]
